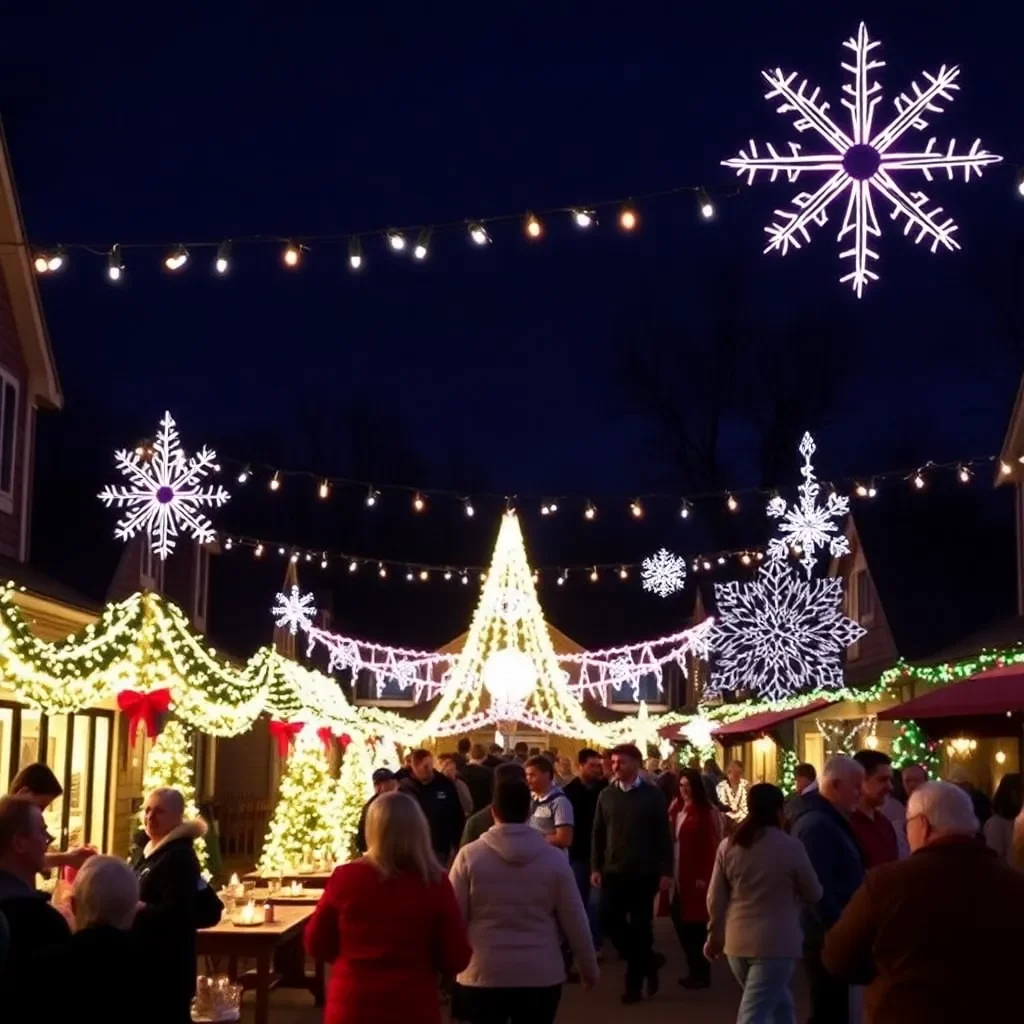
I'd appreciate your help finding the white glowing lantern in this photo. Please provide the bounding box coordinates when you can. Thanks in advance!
[482,648,536,706]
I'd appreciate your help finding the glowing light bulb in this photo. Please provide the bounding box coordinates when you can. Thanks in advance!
[464,499,475,518]
[378,564,387,578]
[865,734,879,750]
[419,569,429,582]
[289,551,299,564]
[47,250,65,272]
[164,246,189,271]
[348,560,357,573]
[557,573,566,586]
[215,241,231,275]
[698,188,715,219]
[320,556,328,569]
[572,209,595,228]
[726,493,739,512]
[348,237,363,270]
[589,568,599,582]
[741,553,752,566]
[996,750,1007,765]
[958,465,972,484]
[1000,461,1013,477]
[33,254,49,274]
[413,227,431,260]
[318,480,330,500]
[461,572,469,585]
[524,212,542,239]
[913,472,925,490]
[366,488,378,507]
[1018,171,1024,198]
[619,567,628,580]
[225,537,233,551]
[630,499,643,519]
[413,493,425,512]
[406,571,414,582]
[679,501,692,520]
[444,570,453,581]
[468,222,490,246]
[107,245,123,282]
[619,205,638,231]
[702,559,712,571]
[584,503,596,520]
[283,242,301,267]
[387,230,406,252]
[255,544,264,558]
[269,472,281,492]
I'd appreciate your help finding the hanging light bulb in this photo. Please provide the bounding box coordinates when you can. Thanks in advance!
[277,547,286,556]
[912,470,926,490]
[413,227,431,260]
[348,560,358,573]
[1018,169,1024,198]
[348,236,363,270]
[540,503,551,516]
[386,229,406,252]
[282,241,301,267]
[461,571,469,585]
[406,571,414,582]
[1000,460,1013,477]
[679,500,692,520]
[413,492,426,512]
[726,492,739,512]
[419,569,429,582]
[214,240,231,275]
[224,537,234,551]
[589,567,599,583]
[269,472,281,492]
[237,466,250,484]
[741,552,752,566]
[524,212,543,239]
[618,204,638,231]
[107,245,124,282]
[366,487,379,507]
[318,480,330,500]
[697,188,715,219]
[702,559,712,571]
[630,499,644,519]
[463,498,475,518]
[958,464,972,484]
[164,245,189,271]
[584,502,597,521]
[289,551,299,564]
[619,566,629,580]
[254,543,264,558]
[33,253,49,274]
[444,570,453,581]
[557,571,567,586]
[320,554,328,569]
[46,248,66,272]
[468,222,490,246]
[378,563,387,578]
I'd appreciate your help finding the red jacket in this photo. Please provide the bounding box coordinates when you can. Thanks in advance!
[669,801,720,922]
[305,859,472,1024]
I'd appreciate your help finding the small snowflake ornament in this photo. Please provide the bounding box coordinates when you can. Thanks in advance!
[767,432,850,576]
[710,556,865,700]
[723,22,1001,296]
[642,549,688,598]
[98,411,229,559]
[273,586,317,635]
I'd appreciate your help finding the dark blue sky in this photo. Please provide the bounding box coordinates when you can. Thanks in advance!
[4,4,1022,652]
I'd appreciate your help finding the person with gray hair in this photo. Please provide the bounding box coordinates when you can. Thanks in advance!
[823,780,1024,1022]
[790,755,866,1024]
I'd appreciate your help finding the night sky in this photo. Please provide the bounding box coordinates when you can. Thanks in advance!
[4,4,1021,657]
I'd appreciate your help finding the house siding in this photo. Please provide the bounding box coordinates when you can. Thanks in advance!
[0,267,30,561]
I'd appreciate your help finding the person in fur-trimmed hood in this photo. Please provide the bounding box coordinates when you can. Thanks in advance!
[131,788,222,1023]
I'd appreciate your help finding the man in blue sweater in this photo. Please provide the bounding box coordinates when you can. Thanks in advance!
[591,743,673,1004]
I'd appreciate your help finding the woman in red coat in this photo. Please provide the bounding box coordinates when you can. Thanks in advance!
[668,768,722,990]
[305,791,472,1024]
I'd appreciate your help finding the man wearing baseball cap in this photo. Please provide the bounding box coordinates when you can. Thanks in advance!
[355,769,398,855]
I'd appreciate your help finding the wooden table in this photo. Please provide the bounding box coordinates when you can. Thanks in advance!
[244,869,333,887]
[245,887,322,906]
[197,904,318,1024]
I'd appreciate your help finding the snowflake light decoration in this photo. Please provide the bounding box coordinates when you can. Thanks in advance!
[273,586,317,635]
[98,411,229,559]
[723,22,1001,296]
[710,556,865,700]
[642,549,687,598]
[767,432,850,576]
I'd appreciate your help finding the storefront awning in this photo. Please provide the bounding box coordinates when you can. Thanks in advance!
[710,699,833,743]
[877,665,1024,738]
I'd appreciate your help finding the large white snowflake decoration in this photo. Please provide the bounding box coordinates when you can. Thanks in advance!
[273,586,317,635]
[723,22,1001,296]
[98,411,229,559]
[767,432,850,576]
[642,548,687,598]
[710,556,865,700]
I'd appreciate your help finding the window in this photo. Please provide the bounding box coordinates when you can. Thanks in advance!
[856,570,875,625]
[0,371,18,511]
[353,669,415,706]
[610,671,665,708]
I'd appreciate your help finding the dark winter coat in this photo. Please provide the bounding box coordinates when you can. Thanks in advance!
[399,772,466,860]
[458,761,494,812]
[790,791,865,945]
[0,868,71,1009]
[49,925,144,1021]
[563,776,607,863]
[131,820,222,1022]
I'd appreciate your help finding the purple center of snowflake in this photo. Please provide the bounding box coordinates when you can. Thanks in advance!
[156,486,175,504]
[842,144,881,181]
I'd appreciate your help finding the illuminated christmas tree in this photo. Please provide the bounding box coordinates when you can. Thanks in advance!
[260,727,341,873]
[336,735,375,862]
[891,719,940,775]
[427,512,592,737]
[141,718,209,876]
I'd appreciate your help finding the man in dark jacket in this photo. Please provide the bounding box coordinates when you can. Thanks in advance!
[0,796,71,1009]
[398,750,465,863]
[791,755,866,1024]
[458,744,494,812]
[824,781,1024,1023]
[591,744,673,1004]
[460,761,526,846]
[563,747,607,953]
[132,787,222,1023]
[355,768,398,855]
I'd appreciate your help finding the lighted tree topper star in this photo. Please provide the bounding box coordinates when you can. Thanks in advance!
[723,22,1001,296]
[273,586,317,635]
[767,432,850,576]
[98,411,230,559]
[710,557,865,701]
[642,548,687,598]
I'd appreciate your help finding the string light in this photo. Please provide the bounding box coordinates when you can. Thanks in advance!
[413,228,431,261]
[524,212,543,239]
[463,498,475,518]
[107,246,123,282]
[386,230,406,252]
[726,492,739,512]
[468,222,490,246]
[34,248,66,274]
[320,555,328,570]
[282,241,302,267]
[618,567,629,580]
[1000,460,1013,477]
[679,500,693,520]
[237,466,250,484]
[348,560,358,573]
[215,241,231,275]
[698,188,715,219]
[589,567,599,582]
[584,502,597,521]
[318,480,330,500]
[540,501,558,516]
[1018,169,1024,197]
[444,570,453,581]
[572,209,596,228]
[461,572,469,585]
[269,472,281,492]
[957,464,972,484]
[419,569,429,582]
[412,493,426,512]
[224,537,233,551]
[854,480,877,498]
[619,204,638,231]
[912,470,926,490]
[348,236,363,270]
[366,487,379,507]
[255,543,264,557]
[630,499,644,519]
[164,245,189,272]
[378,564,387,578]
[406,571,414,582]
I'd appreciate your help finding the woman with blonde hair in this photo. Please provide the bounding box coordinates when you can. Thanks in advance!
[305,791,471,1024]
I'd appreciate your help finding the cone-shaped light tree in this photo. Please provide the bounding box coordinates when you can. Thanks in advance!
[425,513,592,739]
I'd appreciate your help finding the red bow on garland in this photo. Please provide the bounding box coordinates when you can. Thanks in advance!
[117,688,172,746]
[268,720,304,758]
[339,733,352,750]
[316,727,334,755]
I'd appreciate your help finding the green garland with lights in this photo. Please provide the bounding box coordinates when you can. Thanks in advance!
[779,748,799,795]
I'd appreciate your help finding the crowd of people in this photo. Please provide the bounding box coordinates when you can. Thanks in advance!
[1,742,1023,1024]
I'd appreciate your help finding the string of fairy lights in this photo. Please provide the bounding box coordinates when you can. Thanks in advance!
[25,180,731,282]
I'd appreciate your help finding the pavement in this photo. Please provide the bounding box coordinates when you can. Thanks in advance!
[239,918,810,1022]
